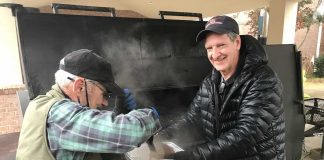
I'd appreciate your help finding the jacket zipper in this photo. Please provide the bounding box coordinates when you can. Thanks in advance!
[213,82,220,137]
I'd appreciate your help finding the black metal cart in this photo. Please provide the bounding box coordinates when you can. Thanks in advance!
[304,98,324,159]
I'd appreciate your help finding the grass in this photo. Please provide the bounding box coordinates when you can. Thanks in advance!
[304,78,324,88]
[303,78,324,99]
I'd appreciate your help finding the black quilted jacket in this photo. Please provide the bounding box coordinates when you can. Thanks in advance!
[164,35,285,160]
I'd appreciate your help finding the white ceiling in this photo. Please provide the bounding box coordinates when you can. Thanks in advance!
[3,0,269,18]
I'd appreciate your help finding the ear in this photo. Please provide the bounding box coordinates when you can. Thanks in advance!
[72,78,85,95]
[235,36,241,50]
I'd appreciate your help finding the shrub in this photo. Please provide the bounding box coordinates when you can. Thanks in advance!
[314,55,324,77]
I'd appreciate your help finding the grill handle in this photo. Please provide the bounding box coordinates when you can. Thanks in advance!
[51,3,116,17]
[159,11,203,21]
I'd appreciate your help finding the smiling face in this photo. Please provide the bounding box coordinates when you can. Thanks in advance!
[204,32,241,80]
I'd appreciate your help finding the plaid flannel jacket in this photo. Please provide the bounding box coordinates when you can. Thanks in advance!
[47,87,161,159]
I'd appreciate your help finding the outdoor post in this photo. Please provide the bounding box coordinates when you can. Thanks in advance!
[316,1,324,58]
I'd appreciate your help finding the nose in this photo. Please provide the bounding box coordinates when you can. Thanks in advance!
[209,47,219,59]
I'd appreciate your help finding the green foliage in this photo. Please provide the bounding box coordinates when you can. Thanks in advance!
[295,0,316,30]
[316,14,324,22]
[314,55,324,77]
[295,0,323,49]
[298,0,313,7]
[304,93,312,99]
[296,6,314,30]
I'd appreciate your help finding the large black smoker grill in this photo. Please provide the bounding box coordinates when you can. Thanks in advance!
[14,6,305,159]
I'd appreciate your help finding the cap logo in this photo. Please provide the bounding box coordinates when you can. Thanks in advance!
[206,18,223,28]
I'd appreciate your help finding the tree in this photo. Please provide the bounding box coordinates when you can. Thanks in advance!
[314,55,324,77]
[296,0,321,49]
[246,10,260,36]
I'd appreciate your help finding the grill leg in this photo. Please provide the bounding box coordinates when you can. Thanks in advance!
[321,131,324,159]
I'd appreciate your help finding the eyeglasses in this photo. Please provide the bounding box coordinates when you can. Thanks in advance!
[87,80,112,99]
[67,77,112,99]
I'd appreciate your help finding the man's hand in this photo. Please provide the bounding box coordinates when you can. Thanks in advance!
[114,89,137,114]
[123,89,137,110]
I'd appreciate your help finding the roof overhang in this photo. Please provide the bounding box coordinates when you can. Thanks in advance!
[9,0,269,18]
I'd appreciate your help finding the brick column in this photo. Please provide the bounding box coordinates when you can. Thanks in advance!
[0,86,25,134]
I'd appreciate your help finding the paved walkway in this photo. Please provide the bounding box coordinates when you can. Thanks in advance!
[302,124,323,160]
[304,88,324,99]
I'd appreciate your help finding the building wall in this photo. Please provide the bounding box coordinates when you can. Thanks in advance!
[320,24,324,56]
[295,24,320,73]
[0,7,24,88]
[0,86,24,134]
[295,24,319,58]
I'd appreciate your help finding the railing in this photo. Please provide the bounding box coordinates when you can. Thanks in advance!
[304,98,324,159]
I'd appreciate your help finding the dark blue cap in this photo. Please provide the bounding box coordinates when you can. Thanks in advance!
[196,15,239,42]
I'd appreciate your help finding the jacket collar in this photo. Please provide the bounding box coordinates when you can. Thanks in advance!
[46,84,66,99]
[240,35,268,73]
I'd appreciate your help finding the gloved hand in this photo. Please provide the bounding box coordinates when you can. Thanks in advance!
[150,106,159,119]
[123,89,137,110]
[114,88,137,115]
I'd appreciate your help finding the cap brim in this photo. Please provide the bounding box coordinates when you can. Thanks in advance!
[196,28,231,42]
[101,82,123,96]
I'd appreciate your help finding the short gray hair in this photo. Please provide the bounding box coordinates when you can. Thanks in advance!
[227,32,239,42]
[54,69,77,88]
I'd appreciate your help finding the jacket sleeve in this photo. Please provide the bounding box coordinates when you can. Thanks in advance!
[47,100,161,153]
[158,79,208,144]
[175,71,283,159]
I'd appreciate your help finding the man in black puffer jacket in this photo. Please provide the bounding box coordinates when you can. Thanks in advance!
[152,15,285,160]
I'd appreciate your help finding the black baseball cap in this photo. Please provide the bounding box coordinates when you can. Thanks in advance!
[196,15,239,42]
[59,49,123,96]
